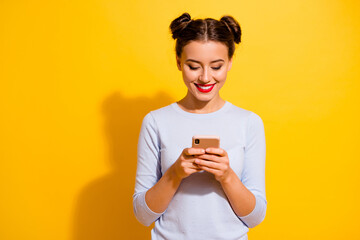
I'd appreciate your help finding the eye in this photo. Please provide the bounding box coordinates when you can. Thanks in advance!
[188,65,200,70]
[212,66,222,70]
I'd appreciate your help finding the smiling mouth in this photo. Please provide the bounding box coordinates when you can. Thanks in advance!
[194,83,216,93]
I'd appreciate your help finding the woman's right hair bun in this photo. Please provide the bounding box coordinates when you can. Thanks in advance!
[170,12,192,40]
[220,15,241,44]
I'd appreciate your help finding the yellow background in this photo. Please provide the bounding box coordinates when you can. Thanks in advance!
[1,0,359,239]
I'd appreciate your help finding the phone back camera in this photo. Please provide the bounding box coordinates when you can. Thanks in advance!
[195,139,200,144]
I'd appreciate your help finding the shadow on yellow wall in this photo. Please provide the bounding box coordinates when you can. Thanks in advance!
[71,91,174,240]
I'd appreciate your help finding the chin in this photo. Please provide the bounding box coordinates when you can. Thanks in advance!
[193,93,216,102]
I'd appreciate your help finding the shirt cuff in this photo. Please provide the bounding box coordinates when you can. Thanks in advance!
[134,191,165,226]
[238,195,267,228]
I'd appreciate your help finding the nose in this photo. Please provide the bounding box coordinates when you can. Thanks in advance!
[199,68,211,83]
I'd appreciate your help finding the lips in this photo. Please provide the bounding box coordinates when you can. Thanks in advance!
[194,83,216,93]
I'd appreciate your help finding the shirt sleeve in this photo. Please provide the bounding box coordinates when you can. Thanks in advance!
[133,112,164,226]
[238,112,267,228]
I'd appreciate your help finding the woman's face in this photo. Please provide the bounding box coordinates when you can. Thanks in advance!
[176,40,232,103]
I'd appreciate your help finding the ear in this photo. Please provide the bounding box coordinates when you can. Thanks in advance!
[176,56,182,71]
[227,57,233,71]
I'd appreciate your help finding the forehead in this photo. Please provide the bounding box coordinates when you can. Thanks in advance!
[181,41,229,61]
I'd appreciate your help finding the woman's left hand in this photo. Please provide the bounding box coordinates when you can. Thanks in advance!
[194,148,232,183]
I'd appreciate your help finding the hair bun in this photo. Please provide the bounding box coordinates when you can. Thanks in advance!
[170,13,192,40]
[220,15,241,44]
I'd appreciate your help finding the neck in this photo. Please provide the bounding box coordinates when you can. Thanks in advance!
[177,92,226,114]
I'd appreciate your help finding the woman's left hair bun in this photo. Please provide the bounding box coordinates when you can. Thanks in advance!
[220,15,241,44]
[170,13,192,40]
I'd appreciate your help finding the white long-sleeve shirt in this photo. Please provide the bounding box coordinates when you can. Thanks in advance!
[133,101,267,240]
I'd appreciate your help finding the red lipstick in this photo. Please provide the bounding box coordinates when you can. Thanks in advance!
[194,83,216,93]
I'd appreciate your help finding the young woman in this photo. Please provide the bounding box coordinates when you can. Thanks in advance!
[133,13,267,240]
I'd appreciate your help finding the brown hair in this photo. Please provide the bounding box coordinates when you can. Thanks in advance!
[170,13,241,59]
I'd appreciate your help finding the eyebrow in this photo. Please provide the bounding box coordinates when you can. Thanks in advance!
[185,59,225,64]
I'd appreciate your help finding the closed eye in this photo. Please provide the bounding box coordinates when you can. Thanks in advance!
[212,66,222,70]
[189,65,200,70]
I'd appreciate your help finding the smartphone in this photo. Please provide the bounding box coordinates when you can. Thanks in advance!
[192,135,220,149]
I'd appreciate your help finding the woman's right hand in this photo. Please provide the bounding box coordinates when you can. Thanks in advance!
[171,148,205,180]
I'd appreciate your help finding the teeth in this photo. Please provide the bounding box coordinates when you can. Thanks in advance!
[198,85,212,90]
[196,84,214,90]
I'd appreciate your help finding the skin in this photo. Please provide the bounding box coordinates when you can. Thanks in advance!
[176,40,231,113]
[145,40,256,218]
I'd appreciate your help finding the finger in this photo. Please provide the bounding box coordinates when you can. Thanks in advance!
[184,148,205,156]
[183,160,202,169]
[198,165,221,175]
[205,147,227,156]
[194,159,221,170]
[192,162,201,169]
[188,165,202,172]
[197,154,222,162]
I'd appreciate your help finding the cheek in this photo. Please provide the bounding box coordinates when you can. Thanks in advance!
[214,70,228,81]
[182,70,198,82]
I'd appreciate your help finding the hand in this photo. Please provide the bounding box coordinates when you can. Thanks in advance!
[171,148,205,180]
[194,148,232,182]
